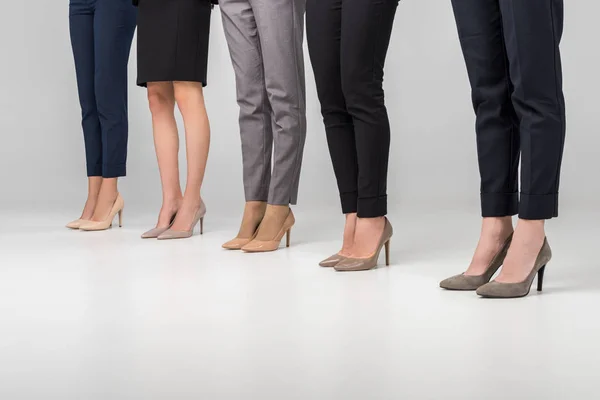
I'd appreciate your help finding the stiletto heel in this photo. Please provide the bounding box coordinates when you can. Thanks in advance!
[241,208,296,253]
[385,240,390,266]
[79,194,125,232]
[200,217,204,235]
[157,201,207,240]
[334,218,394,272]
[537,265,546,292]
[118,209,123,228]
[476,239,552,298]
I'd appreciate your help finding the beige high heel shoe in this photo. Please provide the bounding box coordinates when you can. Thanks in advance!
[439,234,513,291]
[334,218,393,272]
[157,201,206,240]
[222,231,258,250]
[476,238,552,298]
[241,209,295,253]
[141,213,177,239]
[79,194,124,231]
[66,219,91,230]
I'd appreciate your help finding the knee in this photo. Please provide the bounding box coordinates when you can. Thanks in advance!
[173,82,203,113]
[147,87,174,115]
[341,72,384,117]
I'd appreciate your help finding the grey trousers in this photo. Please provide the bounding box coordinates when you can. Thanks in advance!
[220,0,307,205]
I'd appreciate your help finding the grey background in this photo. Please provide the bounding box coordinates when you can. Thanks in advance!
[0,1,598,217]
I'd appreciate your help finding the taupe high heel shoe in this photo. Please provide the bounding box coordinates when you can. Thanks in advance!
[334,218,393,272]
[141,213,177,239]
[157,201,206,240]
[241,210,295,253]
[439,234,513,291]
[79,194,124,231]
[319,254,347,268]
[476,238,552,298]
[66,219,91,230]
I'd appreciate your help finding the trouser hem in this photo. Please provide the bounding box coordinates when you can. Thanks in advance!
[358,195,387,218]
[340,192,358,214]
[102,163,126,178]
[481,192,519,217]
[519,193,559,220]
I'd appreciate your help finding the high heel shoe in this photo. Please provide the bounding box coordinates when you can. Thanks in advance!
[66,219,91,230]
[439,234,513,291]
[334,218,393,272]
[476,238,552,298]
[79,194,124,231]
[222,231,258,250]
[141,213,177,239]
[241,209,295,253]
[319,253,347,268]
[157,201,206,240]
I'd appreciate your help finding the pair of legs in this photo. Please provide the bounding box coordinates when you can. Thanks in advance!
[146,82,210,232]
[452,0,566,282]
[220,0,307,249]
[69,0,136,223]
[307,0,399,258]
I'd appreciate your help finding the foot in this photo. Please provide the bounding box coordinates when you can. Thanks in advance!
[89,179,119,222]
[155,197,182,229]
[222,202,267,250]
[339,213,357,256]
[170,195,203,232]
[464,217,514,276]
[349,216,386,258]
[494,219,546,283]
[254,205,291,241]
[74,177,102,221]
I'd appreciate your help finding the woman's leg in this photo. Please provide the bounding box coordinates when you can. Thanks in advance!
[69,0,101,220]
[450,0,517,276]
[171,81,210,231]
[89,0,137,221]
[495,0,565,283]
[147,82,183,228]
[307,0,357,255]
[339,0,398,257]
[220,0,270,246]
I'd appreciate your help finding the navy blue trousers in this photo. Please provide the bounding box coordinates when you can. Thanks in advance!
[451,0,566,220]
[69,0,137,178]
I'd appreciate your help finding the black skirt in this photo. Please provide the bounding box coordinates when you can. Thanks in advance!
[136,0,212,87]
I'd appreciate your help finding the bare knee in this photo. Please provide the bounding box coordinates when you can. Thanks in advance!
[147,83,175,115]
[173,81,204,114]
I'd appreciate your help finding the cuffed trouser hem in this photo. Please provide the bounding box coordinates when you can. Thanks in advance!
[519,193,559,220]
[358,196,387,218]
[481,192,519,217]
[340,191,358,214]
[87,163,103,177]
[102,163,126,178]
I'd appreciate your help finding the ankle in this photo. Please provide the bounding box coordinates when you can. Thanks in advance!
[482,217,513,239]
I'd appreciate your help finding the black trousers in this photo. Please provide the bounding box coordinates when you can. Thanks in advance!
[69,0,137,178]
[306,0,398,218]
[452,0,566,220]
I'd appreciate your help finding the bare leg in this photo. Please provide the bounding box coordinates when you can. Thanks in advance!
[349,216,386,257]
[465,217,514,276]
[495,219,546,283]
[147,82,183,228]
[90,177,118,221]
[80,176,103,220]
[339,213,357,256]
[171,81,210,231]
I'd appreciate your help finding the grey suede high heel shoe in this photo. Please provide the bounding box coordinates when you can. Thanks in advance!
[141,213,177,239]
[440,234,513,291]
[157,201,206,240]
[476,238,552,298]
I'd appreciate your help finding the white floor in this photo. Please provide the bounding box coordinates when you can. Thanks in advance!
[1,210,599,400]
